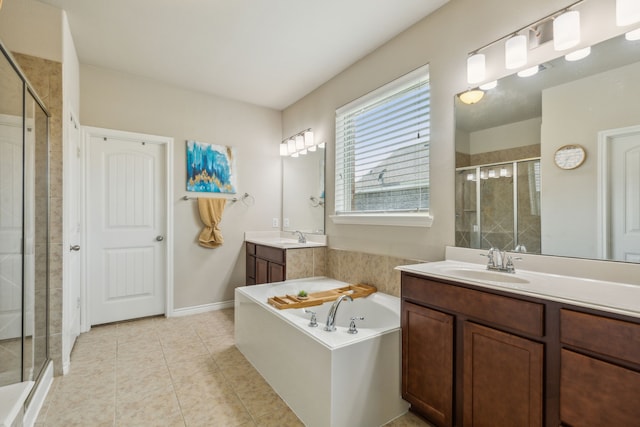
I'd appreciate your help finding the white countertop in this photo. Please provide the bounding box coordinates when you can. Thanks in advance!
[245,231,327,249]
[397,260,640,319]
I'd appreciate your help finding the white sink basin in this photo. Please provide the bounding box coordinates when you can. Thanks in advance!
[443,268,530,284]
[246,237,326,249]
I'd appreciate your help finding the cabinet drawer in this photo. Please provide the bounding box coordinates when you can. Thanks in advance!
[255,245,285,264]
[402,274,544,337]
[561,349,640,426]
[560,309,640,365]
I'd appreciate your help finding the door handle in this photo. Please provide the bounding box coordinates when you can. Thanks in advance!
[70,245,81,251]
[156,235,164,242]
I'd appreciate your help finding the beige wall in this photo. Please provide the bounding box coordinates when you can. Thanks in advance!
[79,64,282,309]
[541,61,640,258]
[281,0,623,262]
[469,118,541,155]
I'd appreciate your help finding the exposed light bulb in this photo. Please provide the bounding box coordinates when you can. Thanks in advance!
[287,138,296,154]
[565,46,591,61]
[479,80,497,90]
[617,0,640,26]
[467,53,486,84]
[626,28,640,40]
[553,11,581,51]
[505,34,527,69]
[517,65,539,77]
[304,130,314,147]
[295,135,304,150]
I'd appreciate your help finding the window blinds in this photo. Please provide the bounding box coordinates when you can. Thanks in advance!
[335,65,430,214]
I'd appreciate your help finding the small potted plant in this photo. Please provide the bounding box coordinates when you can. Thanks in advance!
[297,290,309,300]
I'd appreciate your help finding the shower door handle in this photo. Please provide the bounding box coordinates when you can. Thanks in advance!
[70,245,81,251]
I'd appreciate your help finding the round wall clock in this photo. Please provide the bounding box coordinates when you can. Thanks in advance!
[554,144,586,170]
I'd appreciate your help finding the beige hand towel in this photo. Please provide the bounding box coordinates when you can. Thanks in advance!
[197,198,227,248]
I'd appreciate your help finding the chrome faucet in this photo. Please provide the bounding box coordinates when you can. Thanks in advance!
[483,247,520,273]
[324,294,353,331]
[293,230,306,243]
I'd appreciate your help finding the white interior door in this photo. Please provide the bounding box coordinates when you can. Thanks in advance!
[0,116,23,340]
[64,112,82,351]
[611,131,640,263]
[87,131,167,325]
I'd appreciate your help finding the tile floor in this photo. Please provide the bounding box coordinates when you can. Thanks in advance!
[35,309,433,427]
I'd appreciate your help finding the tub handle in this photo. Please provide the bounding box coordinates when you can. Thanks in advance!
[348,316,365,334]
[304,309,318,328]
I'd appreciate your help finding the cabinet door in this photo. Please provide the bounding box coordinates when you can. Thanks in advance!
[561,349,640,427]
[402,302,453,427]
[463,322,543,427]
[268,262,285,283]
[255,258,268,284]
[246,254,256,285]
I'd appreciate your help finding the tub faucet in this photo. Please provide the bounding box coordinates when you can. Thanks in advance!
[324,295,353,331]
[293,230,306,243]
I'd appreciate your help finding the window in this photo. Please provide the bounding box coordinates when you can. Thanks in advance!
[333,65,431,226]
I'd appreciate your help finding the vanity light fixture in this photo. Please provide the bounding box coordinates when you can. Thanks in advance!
[626,28,640,40]
[467,53,486,84]
[458,89,485,105]
[565,46,591,61]
[281,128,320,157]
[553,10,581,51]
[304,130,314,147]
[505,34,528,69]
[517,65,539,77]
[617,0,640,26]
[479,80,497,90]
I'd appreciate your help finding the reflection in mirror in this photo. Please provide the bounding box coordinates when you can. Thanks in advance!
[0,47,25,387]
[455,33,640,262]
[282,146,325,234]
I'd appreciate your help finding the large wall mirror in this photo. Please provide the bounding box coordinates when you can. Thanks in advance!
[455,32,640,263]
[282,146,325,234]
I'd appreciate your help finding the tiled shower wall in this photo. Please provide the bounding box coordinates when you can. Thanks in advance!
[14,52,64,375]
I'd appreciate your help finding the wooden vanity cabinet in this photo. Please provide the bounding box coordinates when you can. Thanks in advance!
[402,302,454,427]
[559,309,640,426]
[246,243,285,285]
[402,271,640,427]
[401,273,545,427]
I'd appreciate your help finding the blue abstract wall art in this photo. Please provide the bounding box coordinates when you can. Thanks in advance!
[186,140,237,193]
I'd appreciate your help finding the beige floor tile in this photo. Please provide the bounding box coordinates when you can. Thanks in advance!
[384,410,435,426]
[116,384,182,426]
[166,353,219,384]
[181,392,252,427]
[161,336,210,363]
[200,333,236,356]
[236,381,289,418]
[173,370,233,406]
[45,393,115,426]
[253,407,304,427]
[116,367,174,401]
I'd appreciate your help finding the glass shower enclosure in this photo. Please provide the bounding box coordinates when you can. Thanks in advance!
[0,41,50,404]
[455,158,541,253]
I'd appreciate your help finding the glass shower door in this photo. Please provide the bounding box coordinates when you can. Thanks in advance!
[479,164,515,250]
[0,48,25,387]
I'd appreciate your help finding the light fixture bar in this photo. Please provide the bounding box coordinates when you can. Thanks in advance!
[467,0,585,57]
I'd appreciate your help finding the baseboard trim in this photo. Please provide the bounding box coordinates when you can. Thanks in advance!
[169,300,234,317]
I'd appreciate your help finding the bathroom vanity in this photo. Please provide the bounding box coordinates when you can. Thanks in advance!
[246,243,286,284]
[398,259,640,427]
[245,232,327,285]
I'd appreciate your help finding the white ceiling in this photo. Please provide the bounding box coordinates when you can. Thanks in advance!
[38,0,448,110]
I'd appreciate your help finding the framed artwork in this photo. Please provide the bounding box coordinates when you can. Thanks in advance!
[186,140,237,193]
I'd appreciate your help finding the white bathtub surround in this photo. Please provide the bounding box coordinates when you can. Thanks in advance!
[235,277,409,427]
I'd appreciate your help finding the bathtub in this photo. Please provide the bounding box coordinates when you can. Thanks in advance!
[235,277,409,427]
